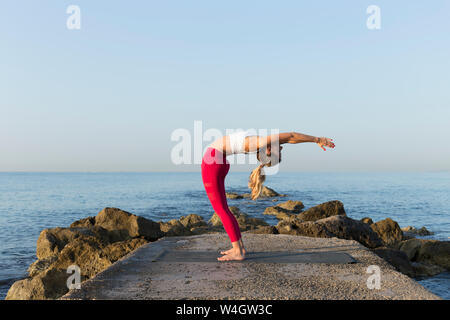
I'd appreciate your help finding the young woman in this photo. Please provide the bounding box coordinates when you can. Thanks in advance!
[201,131,335,261]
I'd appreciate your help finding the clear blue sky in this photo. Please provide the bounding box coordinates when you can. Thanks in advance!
[1,1,449,172]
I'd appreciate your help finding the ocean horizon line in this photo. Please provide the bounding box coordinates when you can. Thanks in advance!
[0,170,449,174]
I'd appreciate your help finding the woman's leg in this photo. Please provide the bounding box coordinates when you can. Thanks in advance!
[216,167,246,255]
[202,164,241,243]
[201,148,244,260]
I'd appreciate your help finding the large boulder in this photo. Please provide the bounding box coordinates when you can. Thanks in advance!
[179,214,207,229]
[49,237,113,279]
[416,240,450,270]
[95,207,163,241]
[159,219,192,236]
[277,215,383,248]
[36,225,131,260]
[397,239,450,272]
[70,216,95,228]
[7,237,149,300]
[102,238,149,263]
[8,207,157,300]
[411,262,445,277]
[28,256,58,277]
[370,218,404,247]
[6,268,76,300]
[397,238,425,260]
[372,247,415,277]
[36,227,98,260]
[53,237,147,277]
[297,200,346,222]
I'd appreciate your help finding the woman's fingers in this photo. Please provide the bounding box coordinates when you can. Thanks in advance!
[317,137,335,151]
[318,138,335,150]
[325,138,335,148]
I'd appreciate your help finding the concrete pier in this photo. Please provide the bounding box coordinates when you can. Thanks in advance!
[62,233,440,300]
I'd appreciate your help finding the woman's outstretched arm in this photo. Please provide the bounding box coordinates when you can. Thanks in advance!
[245,132,335,152]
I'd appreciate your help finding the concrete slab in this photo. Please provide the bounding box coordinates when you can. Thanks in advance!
[61,233,441,300]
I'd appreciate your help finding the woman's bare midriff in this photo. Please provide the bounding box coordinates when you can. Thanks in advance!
[209,137,227,154]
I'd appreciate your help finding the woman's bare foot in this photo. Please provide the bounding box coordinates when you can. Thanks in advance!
[218,239,246,261]
[217,248,245,261]
[221,238,246,256]
[220,247,246,256]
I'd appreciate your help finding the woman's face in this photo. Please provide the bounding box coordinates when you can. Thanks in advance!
[264,145,283,165]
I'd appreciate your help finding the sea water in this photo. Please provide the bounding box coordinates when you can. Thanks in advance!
[0,172,449,299]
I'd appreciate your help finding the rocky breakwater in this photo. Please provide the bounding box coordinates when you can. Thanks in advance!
[5,208,214,300]
[264,199,449,279]
[6,189,449,299]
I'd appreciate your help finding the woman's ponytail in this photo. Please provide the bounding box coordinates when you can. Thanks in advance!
[248,163,266,200]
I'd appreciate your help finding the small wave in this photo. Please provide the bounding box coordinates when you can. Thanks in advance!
[0,276,26,286]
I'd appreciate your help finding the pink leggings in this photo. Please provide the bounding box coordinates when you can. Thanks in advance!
[201,147,242,243]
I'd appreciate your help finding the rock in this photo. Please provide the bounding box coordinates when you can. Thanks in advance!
[36,227,97,260]
[397,239,450,271]
[264,200,304,216]
[397,239,425,260]
[50,237,113,279]
[401,226,434,236]
[370,218,404,247]
[95,207,163,241]
[297,200,346,222]
[102,238,149,262]
[189,226,214,235]
[274,211,298,221]
[36,225,132,260]
[411,262,445,277]
[28,256,58,277]
[6,268,76,300]
[159,219,192,236]
[70,216,95,228]
[277,215,383,249]
[246,226,279,235]
[225,192,244,199]
[261,186,280,197]
[372,247,415,277]
[236,216,269,232]
[209,206,268,231]
[9,207,156,300]
[56,237,148,279]
[242,186,286,199]
[10,233,134,300]
[88,225,133,244]
[416,240,450,270]
[179,214,207,229]
[361,217,374,225]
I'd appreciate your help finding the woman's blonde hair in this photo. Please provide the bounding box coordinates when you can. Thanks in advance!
[248,148,272,200]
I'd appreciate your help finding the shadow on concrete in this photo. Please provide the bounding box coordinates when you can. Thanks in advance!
[154,250,356,264]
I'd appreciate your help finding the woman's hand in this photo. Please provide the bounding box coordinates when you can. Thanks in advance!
[316,137,335,151]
